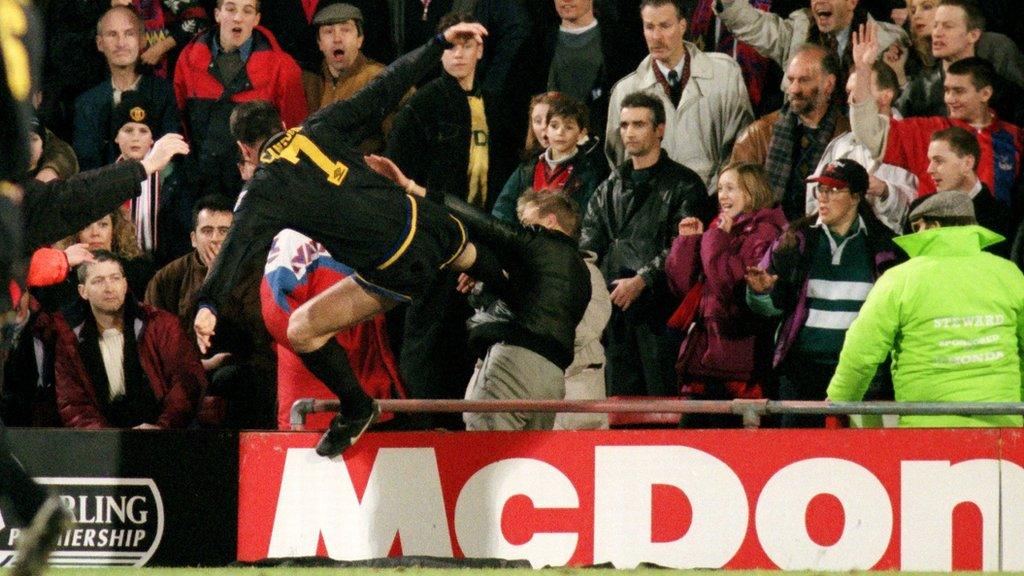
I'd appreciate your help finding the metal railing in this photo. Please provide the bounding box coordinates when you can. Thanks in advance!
[289,398,1024,431]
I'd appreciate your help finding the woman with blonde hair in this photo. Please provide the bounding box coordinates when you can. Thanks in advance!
[664,162,787,427]
[44,209,155,308]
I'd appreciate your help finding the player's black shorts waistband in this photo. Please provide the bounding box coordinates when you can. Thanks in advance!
[353,194,467,302]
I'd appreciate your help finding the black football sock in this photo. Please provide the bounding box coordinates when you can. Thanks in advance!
[297,339,373,418]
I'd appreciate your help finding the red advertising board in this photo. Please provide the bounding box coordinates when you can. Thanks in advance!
[238,429,1024,571]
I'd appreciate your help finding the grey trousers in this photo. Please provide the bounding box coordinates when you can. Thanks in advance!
[555,365,609,430]
[464,343,564,431]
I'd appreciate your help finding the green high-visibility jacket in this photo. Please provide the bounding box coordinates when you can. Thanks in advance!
[828,225,1024,427]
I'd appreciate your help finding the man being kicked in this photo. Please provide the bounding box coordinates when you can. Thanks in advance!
[461,191,595,430]
[362,161,592,431]
[193,22,493,457]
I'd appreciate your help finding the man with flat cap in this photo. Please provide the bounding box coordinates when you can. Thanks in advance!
[302,3,408,153]
[829,190,1024,428]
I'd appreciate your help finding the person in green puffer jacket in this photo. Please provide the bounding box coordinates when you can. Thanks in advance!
[828,190,1024,427]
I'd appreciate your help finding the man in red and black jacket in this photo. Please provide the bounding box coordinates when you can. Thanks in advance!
[174,0,307,198]
[53,251,203,430]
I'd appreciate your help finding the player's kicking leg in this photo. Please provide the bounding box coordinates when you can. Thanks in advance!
[286,276,396,457]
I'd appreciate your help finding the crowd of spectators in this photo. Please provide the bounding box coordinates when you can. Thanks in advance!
[5,0,1024,432]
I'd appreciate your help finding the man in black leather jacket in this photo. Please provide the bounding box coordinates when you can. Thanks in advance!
[580,91,714,397]
[366,152,592,430]
[455,192,592,430]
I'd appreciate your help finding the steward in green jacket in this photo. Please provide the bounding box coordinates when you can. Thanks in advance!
[828,191,1024,427]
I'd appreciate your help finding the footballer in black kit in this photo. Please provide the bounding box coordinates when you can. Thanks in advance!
[195,22,495,457]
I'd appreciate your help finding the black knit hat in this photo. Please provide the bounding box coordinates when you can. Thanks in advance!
[110,90,162,138]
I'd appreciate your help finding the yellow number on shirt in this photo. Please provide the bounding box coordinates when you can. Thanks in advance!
[263,128,349,185]
[0,0,31,102]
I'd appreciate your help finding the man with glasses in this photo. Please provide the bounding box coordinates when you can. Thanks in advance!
[746,158,899,426]
[828,190,1024,427]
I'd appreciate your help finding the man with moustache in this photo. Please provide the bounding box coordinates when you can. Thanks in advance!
[731,44,850,220]
[605,0,753,190]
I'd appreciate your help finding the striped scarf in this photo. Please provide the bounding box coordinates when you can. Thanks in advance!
[765,103,841,207]
[130,170,161,254]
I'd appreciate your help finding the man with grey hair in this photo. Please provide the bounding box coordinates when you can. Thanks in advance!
[828,190,1024,428]
[73,6,180,170]
[731,43,850,220]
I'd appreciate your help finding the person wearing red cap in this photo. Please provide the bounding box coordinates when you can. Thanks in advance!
[745,157,900,427]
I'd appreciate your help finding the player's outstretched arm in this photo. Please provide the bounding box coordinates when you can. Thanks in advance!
[309,23,487,146]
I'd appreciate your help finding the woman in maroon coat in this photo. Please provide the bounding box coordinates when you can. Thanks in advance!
[665,162,787,427]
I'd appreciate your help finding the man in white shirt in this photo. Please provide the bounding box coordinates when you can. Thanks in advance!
[52,251,203,429]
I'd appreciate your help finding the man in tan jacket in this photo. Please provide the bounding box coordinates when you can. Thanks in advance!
[731,44,850,220]
[302,3,408,153]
